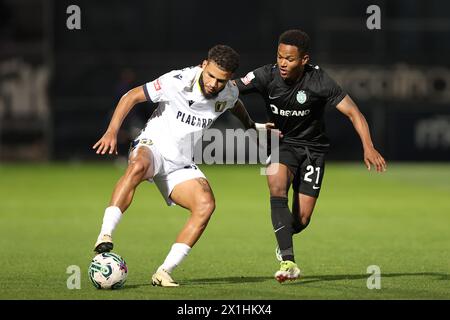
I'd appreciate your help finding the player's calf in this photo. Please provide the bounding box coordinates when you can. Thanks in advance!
[292,216,311,234]
[270,196,295,261]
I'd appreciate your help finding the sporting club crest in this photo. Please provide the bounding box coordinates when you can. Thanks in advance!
[296,90,307,104]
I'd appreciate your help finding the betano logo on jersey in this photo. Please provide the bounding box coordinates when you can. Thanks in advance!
[270,104,310,117]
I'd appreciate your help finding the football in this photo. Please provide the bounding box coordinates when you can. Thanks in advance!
[88,252,128,289]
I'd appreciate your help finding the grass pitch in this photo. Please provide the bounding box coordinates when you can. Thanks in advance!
[0,162,449,300]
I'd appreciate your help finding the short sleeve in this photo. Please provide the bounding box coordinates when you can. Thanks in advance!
[143,71,175,103]
[235,64,273,94]
[229,82,239,106]
[216,82,239,113]
[320,68,346,107]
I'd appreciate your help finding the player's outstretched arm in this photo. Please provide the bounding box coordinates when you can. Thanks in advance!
[230,99,280,134]
[230,99,256,129]
[336,95,387,172]
[92,86,147,155]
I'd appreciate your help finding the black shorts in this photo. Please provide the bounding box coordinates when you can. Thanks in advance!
[272,143,326,198]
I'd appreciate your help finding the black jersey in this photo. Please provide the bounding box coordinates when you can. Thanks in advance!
[236,64,346,152]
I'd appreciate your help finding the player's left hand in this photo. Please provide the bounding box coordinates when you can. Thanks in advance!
[364,147,387,172]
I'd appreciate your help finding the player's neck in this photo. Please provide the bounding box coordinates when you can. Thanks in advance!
[284,69,304,85]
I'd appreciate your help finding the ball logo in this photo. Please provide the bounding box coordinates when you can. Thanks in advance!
[90,262,113,278]
[296,90,307,104]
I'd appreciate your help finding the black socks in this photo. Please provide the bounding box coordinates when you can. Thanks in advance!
[270,196,295,262]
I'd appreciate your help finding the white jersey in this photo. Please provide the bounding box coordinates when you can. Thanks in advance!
[140,66,239,166]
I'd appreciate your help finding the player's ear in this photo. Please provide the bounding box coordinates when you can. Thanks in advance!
[301,54,310,66]
[201,60,208,68]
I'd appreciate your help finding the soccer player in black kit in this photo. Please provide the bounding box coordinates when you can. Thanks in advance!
[236,29,387,283]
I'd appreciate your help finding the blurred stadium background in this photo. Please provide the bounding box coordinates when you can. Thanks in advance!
[1,0,449,162]
[1,0,449,300]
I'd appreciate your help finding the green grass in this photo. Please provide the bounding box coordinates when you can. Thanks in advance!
[0,162,449,299]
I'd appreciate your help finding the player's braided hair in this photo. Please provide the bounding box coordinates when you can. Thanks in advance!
[208,45,240,73]
[278,29,310,54]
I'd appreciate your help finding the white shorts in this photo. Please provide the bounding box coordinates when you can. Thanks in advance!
[130,139,206,206]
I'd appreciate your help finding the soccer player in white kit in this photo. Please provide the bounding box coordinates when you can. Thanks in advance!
[92,45,271,287]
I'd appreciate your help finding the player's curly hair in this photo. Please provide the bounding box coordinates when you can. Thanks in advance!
[208,45,240,73]
[278,29,310,54]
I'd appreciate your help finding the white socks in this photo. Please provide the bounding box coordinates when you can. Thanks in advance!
[159,243,191,273]
[98,206,122,240]
[97,208,190,274]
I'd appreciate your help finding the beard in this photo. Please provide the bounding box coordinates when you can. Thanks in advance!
[199,72,219,99]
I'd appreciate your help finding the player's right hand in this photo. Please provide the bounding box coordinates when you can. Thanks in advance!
[92,131,118,155]
[255,122,283,138]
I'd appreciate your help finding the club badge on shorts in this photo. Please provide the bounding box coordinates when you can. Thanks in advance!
[296,90,307,104]
[139,138,153,146]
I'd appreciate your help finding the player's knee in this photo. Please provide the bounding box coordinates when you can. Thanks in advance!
[269,185,288,197]
[127,160,148,180]
[193,197,215,222]
[267,170,290,197]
